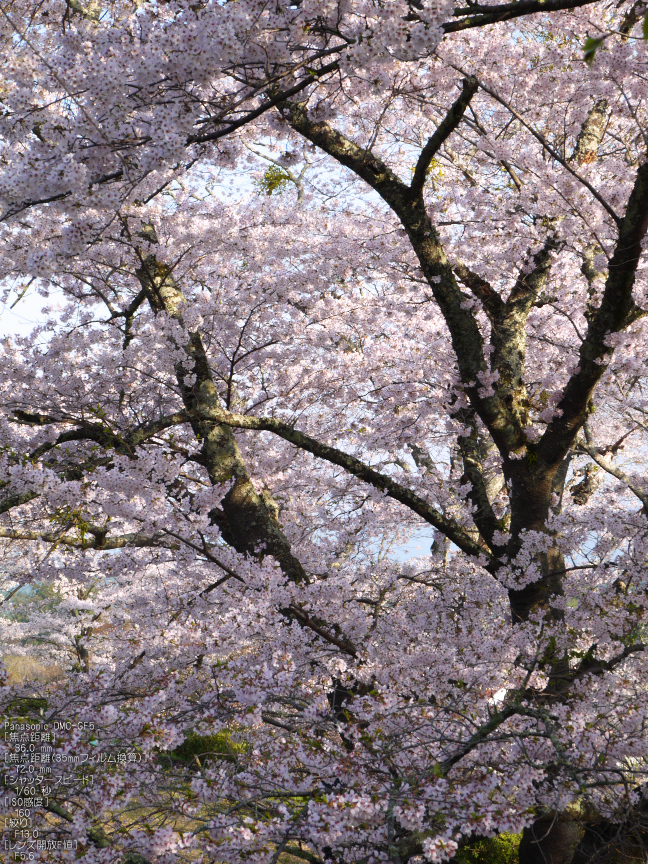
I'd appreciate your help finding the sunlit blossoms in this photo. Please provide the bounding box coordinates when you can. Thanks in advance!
[0,0,648,862]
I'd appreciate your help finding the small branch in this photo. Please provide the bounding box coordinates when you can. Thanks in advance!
[579,424,648,508]
[190,61,340,147]
[574,642,646,679]
[245,142,306,200]
[438,703,538,774]
[285,604,358,657]
[475,79,620,225]
[1,58,341,222]
[159,530,358,657]
[159,528,246,585]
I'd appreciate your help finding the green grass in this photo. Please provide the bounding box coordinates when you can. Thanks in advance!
[163,731,248,769]
[456,833,521,864]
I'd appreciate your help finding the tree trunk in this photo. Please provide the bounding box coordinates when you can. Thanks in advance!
[519,814,584,864]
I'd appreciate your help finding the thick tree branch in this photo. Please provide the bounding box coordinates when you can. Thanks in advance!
[410,77,478,197]
[453,261,503,322]
[129,227,311,587]
[444,0,599,33]
[17,412,190,461]
[201,404,495,567]
[282,100,524,456]
[572,100,609,166]
[541,641,648,700]
[0,490,39,515]
[573,641,646,681]
[0,413,190,513]
[488,233,561,439]
[0,528,171,550]
[538,160,648,468]
[190,60,342,147]
[454,407,507,550]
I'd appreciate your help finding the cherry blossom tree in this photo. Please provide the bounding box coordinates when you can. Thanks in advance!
[1,1,648,863]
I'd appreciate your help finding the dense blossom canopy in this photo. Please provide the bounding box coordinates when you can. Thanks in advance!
[0,1,647,863]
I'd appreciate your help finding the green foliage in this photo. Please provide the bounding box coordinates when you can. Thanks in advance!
[4,581,62,623]
[165,731,247,768]
[456,833,521,864]
[580,15,648,66]
[50,505,93,543]
[3,696,48,717]
[257,164,291,196]
[583,35,606,66]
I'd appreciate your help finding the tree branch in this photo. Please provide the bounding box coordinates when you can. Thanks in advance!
[444,0,599,33]
[476,80,621,225]
[0,491,39,515]
[282,100,522,455]
[538,160,648,468]
[578,424,648,510]
[0,528,172,550]
[128,229,312,587]
[453,261,503,322]
[454,407,507,550]
[6,410,189,470]
[161,531,358,657]
[200,403,496,568]
[410,77,478,197]
[0,60,341,223]
[543,640,648,699]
